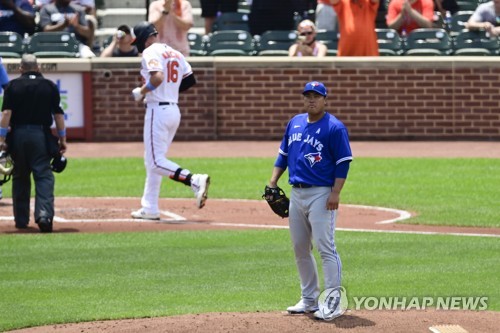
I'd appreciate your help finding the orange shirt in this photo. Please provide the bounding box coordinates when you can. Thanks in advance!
[386,0,434,34]
[333,0,379,56]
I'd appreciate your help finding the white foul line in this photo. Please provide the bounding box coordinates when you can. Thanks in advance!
[342,204,413,224]
[1,200,498,237]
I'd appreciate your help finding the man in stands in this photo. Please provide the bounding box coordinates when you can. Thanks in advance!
[0,0,36,36]
[39,0,95,57]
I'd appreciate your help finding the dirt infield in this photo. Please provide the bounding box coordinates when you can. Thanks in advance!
[3,141,499,333]
[65,141,500,159]
[1,197,499,237]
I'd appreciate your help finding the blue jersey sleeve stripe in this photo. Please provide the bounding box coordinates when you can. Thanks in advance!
[336,156,352,165]
[278,148,288,156]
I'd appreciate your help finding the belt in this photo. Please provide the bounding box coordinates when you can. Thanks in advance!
[292,183,313,188]
[145,102,176,108]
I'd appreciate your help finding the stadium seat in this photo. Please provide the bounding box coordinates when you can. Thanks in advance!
[315,30,339,56]
[449,11,474,37]
[205,30,254,56]
[376,28,404,56]
[212,12,250,32]
[456,0,479,11]
[0,31,24,58]
[405,28,453,56]
[453,29,500,55]
[27,32,80,58]
[256,30,298,56]
[187,32,206,56]
[237,1,251,13]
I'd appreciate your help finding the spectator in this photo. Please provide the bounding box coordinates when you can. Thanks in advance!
[200,0,239,35]
[0,54,67,233]
[316,0,338,31]
[71,0,94,16]
[249,0,296,36]
[434,0,459,19]
[465,0,500,37]
[148,0,193,57]
[39,0,95,57]
[34,0,53,8]
[333,0,379,56]
[0,0,36,36]
[386,0,434,35]
[294,0,317,21]
[100,24,138,57]
[34,0,55,9]
[71,0,97,48]
[289,19,328,56]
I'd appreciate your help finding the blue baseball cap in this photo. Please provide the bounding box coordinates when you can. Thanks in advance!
[303,81,327,97]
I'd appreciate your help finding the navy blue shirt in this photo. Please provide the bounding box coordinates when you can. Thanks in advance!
[0,0,35,36]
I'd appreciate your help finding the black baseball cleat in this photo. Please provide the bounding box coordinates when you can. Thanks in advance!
[36,218,53,233]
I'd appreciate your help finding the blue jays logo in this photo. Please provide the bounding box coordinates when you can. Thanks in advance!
[304,152,322,167]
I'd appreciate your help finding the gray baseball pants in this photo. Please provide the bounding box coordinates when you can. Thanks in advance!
[289,186,342,305]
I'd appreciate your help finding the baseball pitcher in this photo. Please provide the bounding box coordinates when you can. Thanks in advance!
[266,81,352,320]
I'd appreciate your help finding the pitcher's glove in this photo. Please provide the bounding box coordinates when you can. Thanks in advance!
[262,185,289,218]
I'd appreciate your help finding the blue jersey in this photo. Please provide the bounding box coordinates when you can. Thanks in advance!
[275,112,352,187]
[0,58,9,94]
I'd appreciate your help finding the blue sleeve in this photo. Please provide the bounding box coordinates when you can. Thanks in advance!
[331,127,352,165]
[274,153,287,170]
[334,160,350,179]
[274,120,291,170]
[274,131,288,170]
[0,64,9,94]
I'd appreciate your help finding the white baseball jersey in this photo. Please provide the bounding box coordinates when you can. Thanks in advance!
[140,43,193,104]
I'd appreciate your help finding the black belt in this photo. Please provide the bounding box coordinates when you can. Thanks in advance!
[292,183,313,188]
[145,102,176,108]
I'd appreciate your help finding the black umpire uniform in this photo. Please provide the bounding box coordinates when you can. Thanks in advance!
[0,54,67,233]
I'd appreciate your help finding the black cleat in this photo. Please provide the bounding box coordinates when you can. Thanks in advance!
[37,218,53,233]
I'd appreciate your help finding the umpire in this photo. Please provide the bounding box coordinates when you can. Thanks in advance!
[0,54,67,233]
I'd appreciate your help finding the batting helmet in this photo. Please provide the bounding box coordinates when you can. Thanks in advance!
[131,21,158,53]
[51,155,67,173]
[0,151,13,185]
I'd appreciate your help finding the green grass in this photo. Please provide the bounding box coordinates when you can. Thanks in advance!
[0,230,498,331]
[0,156,498,331]
[345,158,500,227]
[2,157,497,227]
